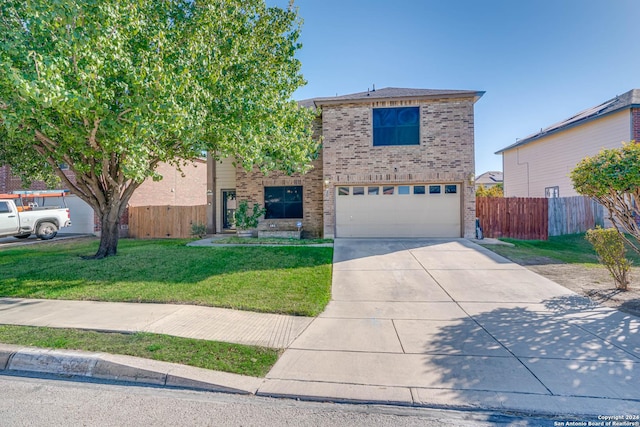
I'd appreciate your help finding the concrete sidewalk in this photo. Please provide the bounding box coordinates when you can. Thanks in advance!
[0,298,313,349]
[260,239,640,417]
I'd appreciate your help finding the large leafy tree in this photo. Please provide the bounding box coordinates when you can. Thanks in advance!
[0,0,317,258]
[571,142,640,254]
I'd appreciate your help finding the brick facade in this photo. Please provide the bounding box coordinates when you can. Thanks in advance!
[235,155,324,238]
[319,97,477,238]
[219,89,481,239]
[0,165,76,193]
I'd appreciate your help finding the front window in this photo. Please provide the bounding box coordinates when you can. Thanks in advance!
[372,107,420,146]
[264,186,303,219]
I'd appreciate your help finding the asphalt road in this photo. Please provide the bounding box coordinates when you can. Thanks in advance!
[0,374,560,427]
[0,233,92,248]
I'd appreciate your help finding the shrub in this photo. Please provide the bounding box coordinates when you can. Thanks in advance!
[585,227,631,290]
[234,200,266,230]
[476,183,503,197]
[190,222,207,239]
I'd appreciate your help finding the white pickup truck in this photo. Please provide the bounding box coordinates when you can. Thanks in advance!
[0,192,72,240]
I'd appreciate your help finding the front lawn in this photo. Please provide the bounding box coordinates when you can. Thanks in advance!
[484,233,640,265]
[481,233,640,317]
[0,239,333,316]
[0,325,278,377]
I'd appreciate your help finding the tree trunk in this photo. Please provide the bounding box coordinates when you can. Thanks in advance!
[91,202,125,259]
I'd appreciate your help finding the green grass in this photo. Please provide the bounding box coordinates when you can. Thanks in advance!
[0,239,333,316]
[213,236,333,245]
[0,325,278,377]
[482,233,640,265]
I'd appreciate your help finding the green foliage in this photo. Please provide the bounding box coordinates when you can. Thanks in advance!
[0,0,318,257]
[476,183,503,197]
[585,227,631,290]
[571,142,640,254]
[190,222,207,239]
[0,238,333,316]
[0,325,279,377]
[234,200,266,230]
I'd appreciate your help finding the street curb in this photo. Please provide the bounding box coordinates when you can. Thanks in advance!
[0,344,262,394]
[3,344,640,419]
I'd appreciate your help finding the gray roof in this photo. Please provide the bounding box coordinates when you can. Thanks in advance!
[496,89,640,154]
[299,87,484,108]
[475,171,503,185]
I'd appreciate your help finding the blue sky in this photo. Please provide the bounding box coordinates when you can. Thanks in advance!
[267,0,640,175]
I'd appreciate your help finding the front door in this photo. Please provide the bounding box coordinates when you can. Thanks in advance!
[222,190,236,231]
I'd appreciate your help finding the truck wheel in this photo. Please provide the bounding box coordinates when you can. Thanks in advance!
[14,234,31,239]
[36,222,58,240]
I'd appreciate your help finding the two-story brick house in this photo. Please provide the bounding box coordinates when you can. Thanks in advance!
[207,87,484,238]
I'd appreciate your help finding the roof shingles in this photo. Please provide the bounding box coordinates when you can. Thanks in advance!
[496,89,640,154]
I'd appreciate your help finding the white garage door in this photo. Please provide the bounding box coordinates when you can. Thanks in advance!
[335,184,461,238]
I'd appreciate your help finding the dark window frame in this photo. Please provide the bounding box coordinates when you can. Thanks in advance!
[429,185,442,194]
[264,185,304,219]
[372,106,420,146]
[545,186,560,198]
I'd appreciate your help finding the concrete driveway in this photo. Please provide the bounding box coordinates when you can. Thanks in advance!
[259,238,640,416]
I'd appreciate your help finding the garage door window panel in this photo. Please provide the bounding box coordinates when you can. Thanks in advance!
[414,186,426,195]
[445,185,457,194]
[368,187,379,195]
[265,186,303,219]
[429,185,441,194]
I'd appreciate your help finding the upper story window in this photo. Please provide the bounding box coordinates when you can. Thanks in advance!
[372,106,420,146]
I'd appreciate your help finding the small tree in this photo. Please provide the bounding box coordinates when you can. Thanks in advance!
[585,227,631,290]
[571,142,640,254]
[476,183,504,198]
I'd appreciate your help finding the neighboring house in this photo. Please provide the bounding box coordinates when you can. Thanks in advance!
[1,159,207,235]
[475,171,503,190]
[127,159,207,206]
[207,87,484,238]
[496,89,640,198]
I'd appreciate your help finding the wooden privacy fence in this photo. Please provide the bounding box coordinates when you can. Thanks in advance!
[128,205,207,238]
[477,196,604,240]
[476,197,548,240]
[548,196,604,236]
